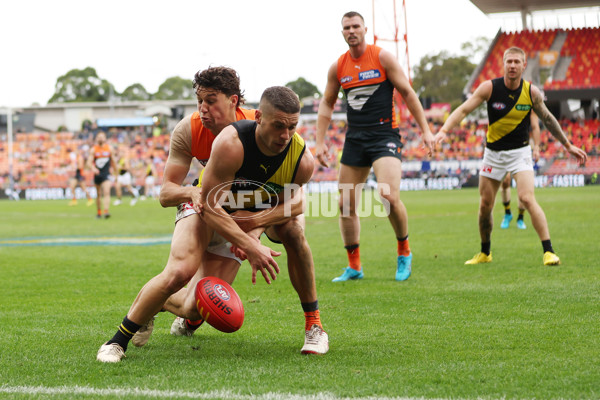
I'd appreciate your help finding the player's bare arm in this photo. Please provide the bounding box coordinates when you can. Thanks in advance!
[86,149,98,174]
[530,112,541,162]
[436,80,492,143]
[530,85,587,165]
[380,49,434,156]
[229,148,314,260]
[110,152,118,175]
[159,116,201,208]
[315,62,341,167]
[232,186,306,233]
[200,126,281,284]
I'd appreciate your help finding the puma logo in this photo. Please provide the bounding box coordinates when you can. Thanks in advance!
[354,64,361,70]
[260,164,270,174]
[508,94,515,100]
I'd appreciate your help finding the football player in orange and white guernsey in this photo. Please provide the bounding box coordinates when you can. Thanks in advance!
[315,11,434,283]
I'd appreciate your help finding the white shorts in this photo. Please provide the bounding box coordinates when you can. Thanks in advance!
[145,175,155,186]
[117,172,132,186]
[175,201,242,264]
[480,146,533,181]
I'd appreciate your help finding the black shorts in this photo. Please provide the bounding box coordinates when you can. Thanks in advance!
[94,173,109,185]
[75,170,84,182]
[340,128,403,167]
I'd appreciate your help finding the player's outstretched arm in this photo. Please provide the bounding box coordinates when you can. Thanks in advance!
[380,49,434,156]
[531,85,587,165]
[435,81,492,144]
[315,62,340,167]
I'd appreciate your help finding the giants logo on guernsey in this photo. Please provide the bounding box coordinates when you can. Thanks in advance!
[93,144,111,169]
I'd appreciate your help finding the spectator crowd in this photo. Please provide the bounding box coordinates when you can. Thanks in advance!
[1,114,599,192]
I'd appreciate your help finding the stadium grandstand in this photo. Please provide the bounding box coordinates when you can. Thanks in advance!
[1,0,599,199]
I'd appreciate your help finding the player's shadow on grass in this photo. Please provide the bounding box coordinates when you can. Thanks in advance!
[144,333,299,361]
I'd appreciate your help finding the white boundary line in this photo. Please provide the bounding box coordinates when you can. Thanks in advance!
[0,385,443,400]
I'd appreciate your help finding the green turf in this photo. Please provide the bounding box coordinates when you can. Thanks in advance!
[0,187,598,399]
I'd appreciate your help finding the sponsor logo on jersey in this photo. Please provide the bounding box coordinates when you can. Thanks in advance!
[515,104,532,111]
[340,76,353,84]
[492,102,506,110]
[359,69,381,81]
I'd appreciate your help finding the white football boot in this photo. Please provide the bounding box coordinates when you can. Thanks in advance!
[96,342,125,363]
[300,324,329,355]
[170,317,196,337]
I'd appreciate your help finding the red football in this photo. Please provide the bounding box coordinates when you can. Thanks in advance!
[195,276,244,333]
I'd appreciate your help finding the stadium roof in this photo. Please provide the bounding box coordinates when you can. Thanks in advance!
[470,0,600,14]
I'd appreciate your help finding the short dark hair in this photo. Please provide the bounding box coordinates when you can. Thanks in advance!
[260,86,300,114]
[193,66,245,106]
[342,11,364,24]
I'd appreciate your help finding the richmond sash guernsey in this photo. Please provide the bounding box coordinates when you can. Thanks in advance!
[486,78,533,151]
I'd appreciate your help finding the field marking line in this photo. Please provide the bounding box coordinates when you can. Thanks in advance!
[0,385,446,400]
[0,235,172,246]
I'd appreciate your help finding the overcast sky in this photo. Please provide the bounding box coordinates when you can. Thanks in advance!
[0,0,595,108]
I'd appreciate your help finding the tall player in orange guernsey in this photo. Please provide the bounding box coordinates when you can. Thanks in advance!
[315,11,434,282]
[88,131,117,218]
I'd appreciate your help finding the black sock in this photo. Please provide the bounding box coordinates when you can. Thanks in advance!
[107,316,141,351]
[301,301,319,313]
[344,244,359,251]
[481,242,491,256]
[542,240,554,253]
[503,202,511,215]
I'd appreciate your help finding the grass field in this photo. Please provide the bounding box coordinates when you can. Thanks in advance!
[0,186,599,399]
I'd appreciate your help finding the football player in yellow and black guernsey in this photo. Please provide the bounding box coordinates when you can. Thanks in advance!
[173,86,329,354]
[197,118,305,212]
[436,46,587,266]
